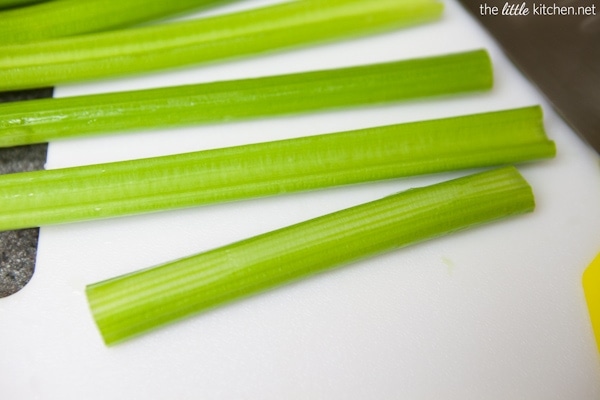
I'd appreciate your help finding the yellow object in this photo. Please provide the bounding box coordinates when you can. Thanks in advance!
[583,252,600,353]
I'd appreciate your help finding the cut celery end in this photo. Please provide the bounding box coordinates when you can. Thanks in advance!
[86,166,535,345]
[0,107,554,232]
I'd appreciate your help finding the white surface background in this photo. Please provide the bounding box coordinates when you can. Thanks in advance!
[2,0,599,398]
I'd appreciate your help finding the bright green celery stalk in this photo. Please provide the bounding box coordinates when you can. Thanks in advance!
[87,166,536,345]
[0,50,492,147]
[0,0,233,44]
[0,0,443,90]
[0,106,555,232]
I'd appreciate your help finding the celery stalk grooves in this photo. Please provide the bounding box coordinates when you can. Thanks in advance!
[0,0,443,90]
[86,166,536,345]
[0,0,231,44]
[0,50,492,147]
[0,107,554,232]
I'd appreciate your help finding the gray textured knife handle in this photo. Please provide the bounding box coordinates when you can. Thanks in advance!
[0,88,53,297]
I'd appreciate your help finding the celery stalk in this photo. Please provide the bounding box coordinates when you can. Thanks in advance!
[86,166,536,345]
[0,0,232,44]
[0,50,492,147]
[0,0,443,91]
[0,106,554,232]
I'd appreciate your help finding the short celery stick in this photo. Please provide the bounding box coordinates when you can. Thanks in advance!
[0,0,443,90]
[0,106,554,232]
[0,50,492,147]
[86,166,536,345]
[0,0,233,44]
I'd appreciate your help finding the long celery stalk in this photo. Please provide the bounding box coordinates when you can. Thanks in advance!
[0,106,554,232]
[0,50,492,147]
[86,166,536,345]
[0,0,233,44]
[0,0,443,90]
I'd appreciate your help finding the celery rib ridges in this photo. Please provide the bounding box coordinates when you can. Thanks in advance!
[0,50,493,147]
[86,166,536,345]
[0,0,231,44]
[0,107,554,232]
[0,0,443,90]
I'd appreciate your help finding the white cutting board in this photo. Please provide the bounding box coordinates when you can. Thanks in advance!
[2,0,599,398]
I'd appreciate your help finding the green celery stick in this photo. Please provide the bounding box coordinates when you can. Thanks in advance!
[0,106,555,232]
[0,0,443,90]
[0,50,492,147]
[0,0,233,43]
[86,166,536,345]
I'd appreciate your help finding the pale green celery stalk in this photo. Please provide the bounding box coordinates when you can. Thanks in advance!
[0,50,492,147]
[0,106,555,232]
[87,166,536,345]
[0,0,443,90]
[0,0,232,43]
